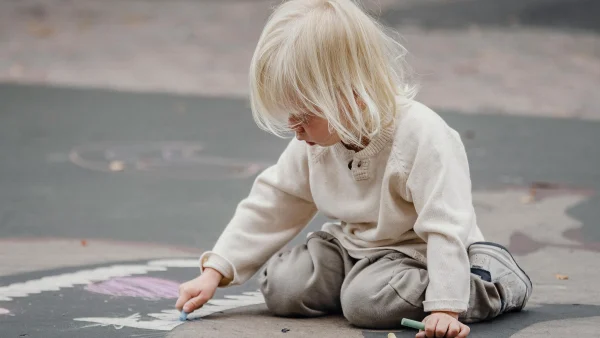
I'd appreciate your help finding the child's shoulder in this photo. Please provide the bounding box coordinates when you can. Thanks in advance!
[390,100,464,163]
[394,100,460,142]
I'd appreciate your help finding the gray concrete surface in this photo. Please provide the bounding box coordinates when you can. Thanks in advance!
[1,0,599,337]
[0,83,599,337]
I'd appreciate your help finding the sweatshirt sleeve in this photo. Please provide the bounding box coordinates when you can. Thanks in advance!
[401,114,476,313]
[200,138,318,286]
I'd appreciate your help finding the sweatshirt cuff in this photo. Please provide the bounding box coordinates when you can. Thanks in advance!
[199,251,235,287]
[422,299,468,314]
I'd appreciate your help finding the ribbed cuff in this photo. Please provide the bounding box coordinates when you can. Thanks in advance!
[199,252,235,287]
[423,299,468,314]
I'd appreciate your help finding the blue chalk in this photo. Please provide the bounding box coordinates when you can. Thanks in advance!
[179,311,188,321]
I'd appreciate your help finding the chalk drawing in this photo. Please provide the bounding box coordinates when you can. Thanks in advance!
[85,277,180,300]
[69,141,271,179]
[74,291,265,331]
[1,258,266,332]
[0,308,9,315]
[75,312,182,331]
[0,259,198,302]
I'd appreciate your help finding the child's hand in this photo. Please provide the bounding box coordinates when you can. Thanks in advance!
[416,311,470,338]
[175,268,223,313]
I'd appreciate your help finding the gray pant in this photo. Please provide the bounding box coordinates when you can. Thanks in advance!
[259,231,502,329]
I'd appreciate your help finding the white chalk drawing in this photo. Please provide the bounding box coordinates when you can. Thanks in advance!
[75,312,182,331]
[74,291,266,332]
[0,259,198,302]
[69,141,271,179]
[0,259,265,332]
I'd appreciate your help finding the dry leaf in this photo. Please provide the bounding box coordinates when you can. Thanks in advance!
[555,274,569,280]
[520,195,535,204]
[81,239,87,247]
[109,161,125,172]
[27,22,55,38]
[123,14,150,25]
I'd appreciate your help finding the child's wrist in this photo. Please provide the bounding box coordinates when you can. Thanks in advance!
[203,267,224,283]
[431,311,459,319]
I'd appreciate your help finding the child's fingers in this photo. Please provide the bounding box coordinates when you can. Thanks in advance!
[415,331,426,338]
[433,318,450,338]
[446,321,461,337]
[183,293,210,313]
[457,323,470,338]
[175,290,192,311]
[424,317,438,338]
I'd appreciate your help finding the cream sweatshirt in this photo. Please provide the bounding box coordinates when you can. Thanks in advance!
[200,101,485,313]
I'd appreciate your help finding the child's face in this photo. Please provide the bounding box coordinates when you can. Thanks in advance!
[288,114,341,147]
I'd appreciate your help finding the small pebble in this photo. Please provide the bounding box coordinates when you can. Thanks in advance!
[281,328,290,333]
[179,311,188,321]
[109,161,125,172]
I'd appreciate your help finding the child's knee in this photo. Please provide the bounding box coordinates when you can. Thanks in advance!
[260,258,332,317]
[259,252,306,316]
[341,260,427,328]
[260,278,305,316]
[341,287,424,329]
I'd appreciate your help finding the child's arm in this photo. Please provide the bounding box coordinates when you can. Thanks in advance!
[200,138,318,286]
[396,108,475,316]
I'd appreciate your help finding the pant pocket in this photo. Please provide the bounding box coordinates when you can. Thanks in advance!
[388,264,429,308]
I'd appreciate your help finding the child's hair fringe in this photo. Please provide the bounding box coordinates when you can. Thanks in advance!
[249,0,418,147]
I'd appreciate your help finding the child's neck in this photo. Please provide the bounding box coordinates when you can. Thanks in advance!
[342,137,369,152]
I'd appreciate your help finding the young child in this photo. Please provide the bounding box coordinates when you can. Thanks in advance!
[176,0,532,337]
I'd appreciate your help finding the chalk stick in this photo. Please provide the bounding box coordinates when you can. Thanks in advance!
[401,318,425,331]
[179,311,188,321]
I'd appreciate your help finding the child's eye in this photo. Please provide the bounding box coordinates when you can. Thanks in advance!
[297,113,311,125]
[292,124,304,133]
[288,115,306,130]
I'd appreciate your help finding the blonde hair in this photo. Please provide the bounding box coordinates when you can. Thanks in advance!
[249,0,417,147]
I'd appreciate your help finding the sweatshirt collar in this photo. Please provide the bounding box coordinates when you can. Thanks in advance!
[332,123,395,159]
